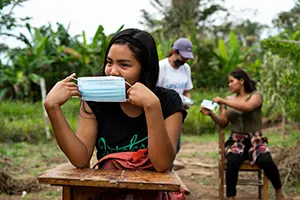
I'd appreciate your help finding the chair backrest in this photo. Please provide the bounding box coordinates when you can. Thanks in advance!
[218,127,225,166]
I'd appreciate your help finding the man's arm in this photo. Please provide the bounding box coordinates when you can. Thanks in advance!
[183,90,191,98]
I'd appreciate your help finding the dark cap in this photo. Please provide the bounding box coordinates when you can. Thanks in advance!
[172,38,194,59]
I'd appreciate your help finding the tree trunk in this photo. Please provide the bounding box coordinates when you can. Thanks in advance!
[40,77,51,140]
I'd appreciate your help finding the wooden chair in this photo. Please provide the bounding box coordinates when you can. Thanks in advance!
[218,127,269,200]
[38,162,182,200]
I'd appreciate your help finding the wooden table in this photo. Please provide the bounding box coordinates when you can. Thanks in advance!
[38,163,181,200]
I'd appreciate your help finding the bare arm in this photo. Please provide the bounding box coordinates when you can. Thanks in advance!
[127,83,182,172]
[145,101,182,172]
[44,74,97,168]
[45,102,97,168]
[200,105,229,128]
[182,90,191,109]
[214,93,262,112]
[183,90,191,98]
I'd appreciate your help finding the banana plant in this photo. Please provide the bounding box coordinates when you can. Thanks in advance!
[153,31,174,60]
[2,23,72,100]
[1,23,124,101]
[61,24,124,76]
[212,31,256,78]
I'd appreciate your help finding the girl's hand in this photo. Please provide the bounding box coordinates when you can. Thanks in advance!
[44,73,81,108]
[212,96,226,104]
[200,106,212,116]
[127,82,159,108]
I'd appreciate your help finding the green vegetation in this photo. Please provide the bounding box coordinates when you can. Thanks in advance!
[1,88,299,143]
[1,0,300,124]
[0,98,81,143]
[1,0,300,197]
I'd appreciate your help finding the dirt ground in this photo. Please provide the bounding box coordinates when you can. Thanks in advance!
[175,140,300,200]
[1,137,300,200]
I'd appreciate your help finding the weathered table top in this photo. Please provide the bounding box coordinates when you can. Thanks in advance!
[38,163,180,191]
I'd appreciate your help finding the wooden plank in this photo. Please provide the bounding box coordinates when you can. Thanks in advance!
[258,171,262,199]
[173,160,185,170]
[72,187,106,200]
[62,186,72,200]
[224,160,261,171]
[263,174,269,200]
[173,170,190,194]
[237,179,263,186]
[239,162,261,171]
[38,167,180,191]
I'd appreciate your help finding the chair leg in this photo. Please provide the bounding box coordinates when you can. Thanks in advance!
[263,173,268,200]
[258,170,262,199]
[218,156,225,200]
[219,174,225,200]
[218,128,225,200]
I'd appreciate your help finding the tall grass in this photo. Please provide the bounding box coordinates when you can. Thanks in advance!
[0,89,227,143]
[0,87,286,143]
[0,98,81,143]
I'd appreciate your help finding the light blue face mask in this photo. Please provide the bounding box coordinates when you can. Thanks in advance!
[75,76,130,102]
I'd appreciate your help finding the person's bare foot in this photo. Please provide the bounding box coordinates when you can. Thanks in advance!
[228,197,236,200]
[276,188,287,200]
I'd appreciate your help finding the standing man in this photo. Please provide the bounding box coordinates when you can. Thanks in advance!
[157,37,194,109]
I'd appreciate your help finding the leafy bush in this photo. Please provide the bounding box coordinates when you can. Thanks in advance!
[182,105,217,135]
[182,88,228,135]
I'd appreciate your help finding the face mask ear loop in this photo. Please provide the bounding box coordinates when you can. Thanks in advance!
[125,81,132,102]
[68,76,78,81]
[125,81,132,87]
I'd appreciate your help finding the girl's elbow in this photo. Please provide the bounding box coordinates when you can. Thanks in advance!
[73,163,90,169]
[70,159,90,169]
[151,157,173,172]
[215,120,227,128]
[221,121,228,128]
[153,163,172,172]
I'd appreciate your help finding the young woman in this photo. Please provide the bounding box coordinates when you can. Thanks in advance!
[157,37,194,109]
[44,28,186,169]
[44,28,187,199]
[200,68,286,200]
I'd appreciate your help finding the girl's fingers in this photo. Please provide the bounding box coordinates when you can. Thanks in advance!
[66,82,78,87]
[63,73,76,82]
[127,96,133,104]
[70,91,82,97]
[127,86,133,94]
[69,87,79,92]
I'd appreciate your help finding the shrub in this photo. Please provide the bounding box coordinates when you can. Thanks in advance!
[182,88,227,135]
[182,105,217,135]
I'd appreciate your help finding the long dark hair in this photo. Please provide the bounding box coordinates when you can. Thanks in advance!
[99,28,159,91]
[167,49,179,57]
[230,68,256,93]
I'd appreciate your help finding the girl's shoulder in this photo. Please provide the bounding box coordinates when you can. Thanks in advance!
[155,86,179,98]
[154,87,187,120]
[246,91,263,101]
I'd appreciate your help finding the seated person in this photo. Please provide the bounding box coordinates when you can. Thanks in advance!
[200,68,287,200]
[44,28,187,199]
